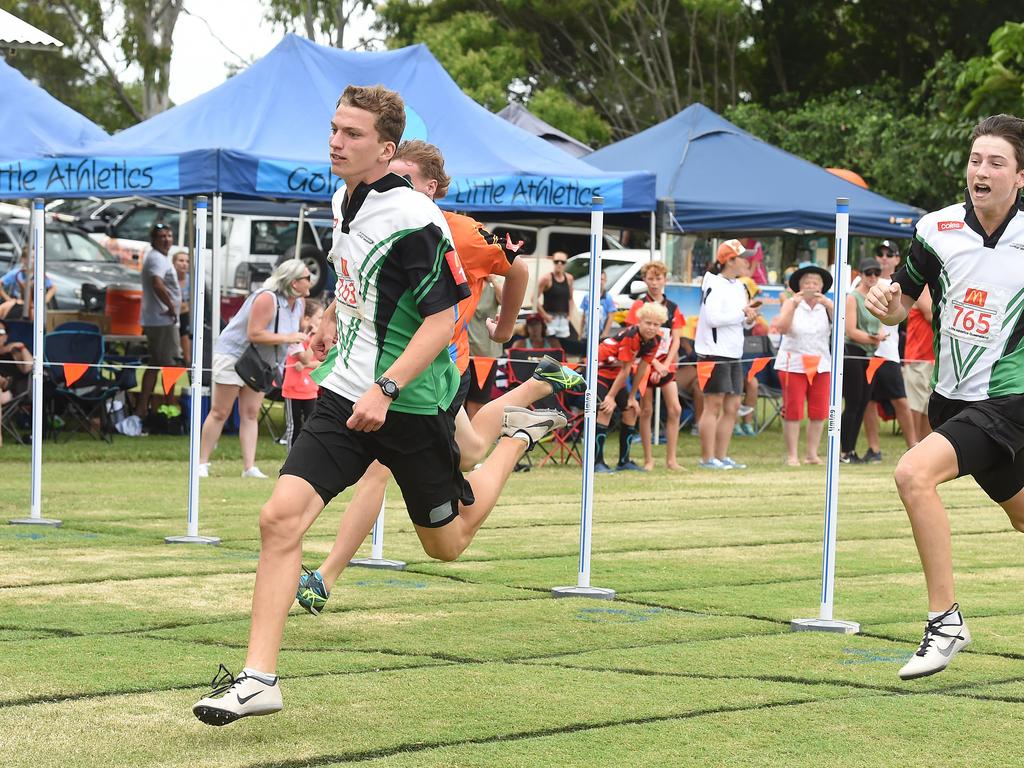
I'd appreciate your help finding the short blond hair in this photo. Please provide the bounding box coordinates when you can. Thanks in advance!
[337,85,405,145]
[394,140,451,199]
[641,261,668,279]
[636,302,668,325]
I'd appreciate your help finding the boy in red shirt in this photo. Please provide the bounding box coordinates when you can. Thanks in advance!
[625,261,686,470]
[595,302,667,472]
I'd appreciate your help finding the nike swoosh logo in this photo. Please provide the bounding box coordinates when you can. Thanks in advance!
[936,640,959,657]
[236,690,263,705]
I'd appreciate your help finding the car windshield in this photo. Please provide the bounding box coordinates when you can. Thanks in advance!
[46,229,118,263]
[565,257,635,290]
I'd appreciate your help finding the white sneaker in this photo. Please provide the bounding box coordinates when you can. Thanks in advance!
[193,665,283,726]
[898,604,971,680]
[720,456,747,469]
[737,405,755,417]
[196,463,209,478]
[241,466,269,479]
[501,406,567,450]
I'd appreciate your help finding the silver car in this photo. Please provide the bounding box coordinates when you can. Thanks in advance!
[0,216,142,311]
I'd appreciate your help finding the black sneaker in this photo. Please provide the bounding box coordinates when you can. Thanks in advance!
[863,449,883,463]
[839,452,863,464]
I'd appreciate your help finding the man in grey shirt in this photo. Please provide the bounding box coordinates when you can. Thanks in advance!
[136,223,182,419]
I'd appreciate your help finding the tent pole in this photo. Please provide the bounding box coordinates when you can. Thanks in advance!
[294,204,306,259]
[167,195,219,546]
[211,194,222,347]
[649,211,656,262]
[11,198,60,527]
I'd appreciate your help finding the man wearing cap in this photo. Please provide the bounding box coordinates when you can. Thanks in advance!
[860,241,917,461]
[136,223,182,420]
[774,263,834,465]
[694,239,759,469]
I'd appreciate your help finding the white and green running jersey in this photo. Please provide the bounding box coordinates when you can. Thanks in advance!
[894,194,1024,401]
[312,173,469,414]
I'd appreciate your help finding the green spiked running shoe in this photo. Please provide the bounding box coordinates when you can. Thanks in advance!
[296,567,329,615]
[531,355,585,394]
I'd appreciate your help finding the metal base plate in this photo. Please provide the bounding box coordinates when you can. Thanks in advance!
[165,535,221,545]
[791,618,860,634]
[9,517,62,527]
[349,558,406,570]
[551,586,616,600]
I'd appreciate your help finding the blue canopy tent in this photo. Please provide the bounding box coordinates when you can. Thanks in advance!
[586,103,921,237]
[0,56,108,162]
[0,35,654,215]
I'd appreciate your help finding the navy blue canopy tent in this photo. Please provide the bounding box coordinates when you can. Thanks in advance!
[586,103,921,236]
[0,56,107,162]
[0,35,654,215]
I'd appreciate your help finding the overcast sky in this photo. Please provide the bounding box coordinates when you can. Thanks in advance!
[168,0,375,105]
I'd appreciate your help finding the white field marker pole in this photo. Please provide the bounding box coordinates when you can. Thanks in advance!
[11,199,60,527]
[167,196,219,545]
[792,197,859,634]
[211,194,222,348]
[553,195,614,600]
[350,491,406,570]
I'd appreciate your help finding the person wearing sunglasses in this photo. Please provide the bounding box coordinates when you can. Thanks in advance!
[839,256,888,463]
[860,241,917,462]
[534,251,576,341]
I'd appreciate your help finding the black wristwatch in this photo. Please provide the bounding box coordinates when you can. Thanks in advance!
[375,376,400,400]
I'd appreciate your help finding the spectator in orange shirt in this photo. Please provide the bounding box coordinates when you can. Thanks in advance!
[625,261,686,470]
[903,285,934,441]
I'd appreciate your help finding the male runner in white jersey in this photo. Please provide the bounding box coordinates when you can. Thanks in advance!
[866,113,1024,680]
[295,139,585,614]
[192,85,566,725]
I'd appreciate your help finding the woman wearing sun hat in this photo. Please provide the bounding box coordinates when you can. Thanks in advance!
[775,262,835,465]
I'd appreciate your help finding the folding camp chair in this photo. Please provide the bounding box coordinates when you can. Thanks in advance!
[507,347,585,467]
[259,385,287,443]
[743,335,783,434]
[44,329,127,442]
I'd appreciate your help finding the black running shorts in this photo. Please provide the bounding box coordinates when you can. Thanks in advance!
[699,355,744,395]
[281,388,475,527]
[596,376,631,412]
[870,359,907,400]
[930,392,1024,503]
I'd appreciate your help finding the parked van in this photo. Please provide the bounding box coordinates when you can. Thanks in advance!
[483,222,625,312]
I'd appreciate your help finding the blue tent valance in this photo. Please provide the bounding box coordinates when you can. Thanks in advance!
[0,36,654,214]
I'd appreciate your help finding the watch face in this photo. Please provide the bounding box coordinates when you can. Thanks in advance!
[379,378,398,398]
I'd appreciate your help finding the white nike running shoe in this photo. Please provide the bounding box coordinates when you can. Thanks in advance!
[193,665,283,725]
[501,406,567,451]
[898,604,971,680]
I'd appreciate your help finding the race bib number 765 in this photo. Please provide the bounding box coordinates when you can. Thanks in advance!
[941,282,1008,349]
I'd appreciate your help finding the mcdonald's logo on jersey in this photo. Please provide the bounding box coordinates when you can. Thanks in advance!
[963,288,988,307]
[938,220,964,231]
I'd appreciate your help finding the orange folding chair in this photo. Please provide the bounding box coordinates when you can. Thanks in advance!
[507,347,585,467]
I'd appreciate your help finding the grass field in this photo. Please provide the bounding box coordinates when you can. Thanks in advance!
[1,422,1022,768]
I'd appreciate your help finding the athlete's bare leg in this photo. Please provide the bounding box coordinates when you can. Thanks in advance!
[893,433,962,611]
[456,378,553,469]
[312,462,391,591]
[639,387,656,470]
[1000,488,1024,533]
[414,437,526,561]
[246,474,326,673]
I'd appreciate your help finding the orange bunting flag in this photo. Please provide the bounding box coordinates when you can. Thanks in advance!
[696,360,716,391]
[802,355,821,386]
[161,366,187,395]
[865,356,885,385]
[746,356,770,382]
[471,357,495,391]
[62,363,89,387]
